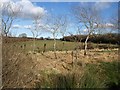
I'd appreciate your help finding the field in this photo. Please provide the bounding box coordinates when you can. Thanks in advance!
[2,38,120,88]
[1,1,119,89]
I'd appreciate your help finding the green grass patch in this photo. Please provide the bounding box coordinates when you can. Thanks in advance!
[5,40,118,53]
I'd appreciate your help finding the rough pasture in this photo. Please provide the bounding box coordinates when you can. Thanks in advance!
[2,38,119,88]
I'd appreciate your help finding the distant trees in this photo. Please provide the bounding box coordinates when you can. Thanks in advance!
[19,33,27,38]
[63,33,118,44]
[72,4,101,55]
[1,1,22,37]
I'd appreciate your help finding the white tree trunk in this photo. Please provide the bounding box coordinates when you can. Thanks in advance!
[32,38,36,52]
[84,35,89,55]
[53,34,57,59]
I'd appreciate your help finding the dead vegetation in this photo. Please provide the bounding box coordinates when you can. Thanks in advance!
[2,40,119,88]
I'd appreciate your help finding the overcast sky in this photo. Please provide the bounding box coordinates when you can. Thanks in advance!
[1,0,118,38]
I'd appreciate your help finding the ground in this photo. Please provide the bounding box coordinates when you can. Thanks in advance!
[2,45,119,88]
[2,39,119,88]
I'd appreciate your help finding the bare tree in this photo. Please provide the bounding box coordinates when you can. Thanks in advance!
[29,18,43,52]
[32,19,41,52]
[72,3,101,55]
[2,1,22,37]
[73,25,84,58]
[60,15,69,40]
[23,8,46,52]
[59,15,69,51]
[45,15,64,59]
[68,26,83,63]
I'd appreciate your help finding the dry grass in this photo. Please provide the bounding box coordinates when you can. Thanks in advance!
[2,39,119,88]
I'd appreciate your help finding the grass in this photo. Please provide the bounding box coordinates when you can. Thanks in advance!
[100,61,120,88]
[9,40,118,53]
[14,40,78,52]
[35,61,120,88]
[2,39,119,88]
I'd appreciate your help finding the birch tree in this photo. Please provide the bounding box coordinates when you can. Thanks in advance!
[45,15,64,59]
[59,15,69,51]
[72,4,101,55]
[59,15,69,40]
[26,17,44,52]
[1,1,22,37]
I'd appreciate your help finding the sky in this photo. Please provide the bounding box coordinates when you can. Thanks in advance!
[1,0,118,38]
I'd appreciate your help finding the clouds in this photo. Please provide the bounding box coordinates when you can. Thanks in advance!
[78,2,111,12]
[94,2,111,10]
[23,25,32,29]
[1,0,47,19]
[12,24,32,29]
[97,23,114,28]
[12,24,22,29]
[1,0,22,15]
[105,23,114,27]
[12,24,45,30]
[17,0,47,19]
[82,22,114,32]
[80,1,111,11]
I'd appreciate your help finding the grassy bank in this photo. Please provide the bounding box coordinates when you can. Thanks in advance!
[35,61,120,88]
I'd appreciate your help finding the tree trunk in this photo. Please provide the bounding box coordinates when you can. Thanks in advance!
[79,38,82,51]
[84,35,89,55]
[62,41,65,51]
[62,36,65,51]
[33,38,36,52]
[5,33,7,37]
[43,43,46,53]
[53,37,57,59]
[71,51,74,67]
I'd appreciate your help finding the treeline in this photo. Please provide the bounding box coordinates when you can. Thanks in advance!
[62,33,119,44]
[3,37,33,43]
[2,36,59,43]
